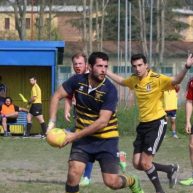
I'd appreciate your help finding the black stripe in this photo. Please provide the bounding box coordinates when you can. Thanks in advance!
[95,128,118,134]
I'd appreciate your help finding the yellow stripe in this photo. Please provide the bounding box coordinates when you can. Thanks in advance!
[76,129,119,138]
[76,118,117,131]
[78,118,94,125]
[109,118,118,124]
[76,90,103,102]
[93,130,119,138]
[76,109,98,118]
[96,125,118,132]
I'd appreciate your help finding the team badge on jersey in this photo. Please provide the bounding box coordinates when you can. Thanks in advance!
[79,85,84,91]
[146,83,151,91]
[95,92,103,101]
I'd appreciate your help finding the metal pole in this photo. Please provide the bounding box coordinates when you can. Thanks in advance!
[149,0,153,66]
[125,0,128,75]
[129,2,131,66]
[117,0,120,69]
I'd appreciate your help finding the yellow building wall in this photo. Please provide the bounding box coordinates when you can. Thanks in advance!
[0,11,81,41]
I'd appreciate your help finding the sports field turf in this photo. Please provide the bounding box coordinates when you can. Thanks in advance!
[0,134,192,193]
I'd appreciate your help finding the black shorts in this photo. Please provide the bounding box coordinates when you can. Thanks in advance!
[29,103,42,116]
[133,116,167,155]
[7,118,17,123]
[0,118,17,124]
[69,136,119,174]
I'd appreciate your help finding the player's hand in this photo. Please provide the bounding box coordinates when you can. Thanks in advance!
[64,112,71,122]
[185,122,191,134]
[186,53,193,68]
[60,131,77,147]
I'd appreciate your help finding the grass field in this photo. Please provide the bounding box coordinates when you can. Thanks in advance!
[0,134,193,193]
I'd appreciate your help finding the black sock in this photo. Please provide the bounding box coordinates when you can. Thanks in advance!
[145,164,164,193]
[153,162,172,174]
[40,122,47,135]
[26,123,32,136]
[65,184,79,193]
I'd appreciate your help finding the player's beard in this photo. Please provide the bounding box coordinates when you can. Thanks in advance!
[90,73,105,84]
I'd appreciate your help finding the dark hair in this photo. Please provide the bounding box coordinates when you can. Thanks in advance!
[88,52,109,67]
[5,97,12,103]
[29,76,37,80]
[131,53,147,64]
[71,52,87,63]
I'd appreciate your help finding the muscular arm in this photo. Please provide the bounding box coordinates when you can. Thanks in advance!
[48,85,69,130]
[106,70,126,86]
[63,109,113,145]
[172,54,193,85]
[185,100,193,134]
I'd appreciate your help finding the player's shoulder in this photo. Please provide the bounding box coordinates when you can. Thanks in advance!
[105,78,117,91]
[149,71,160,78]
[67,74,88,84]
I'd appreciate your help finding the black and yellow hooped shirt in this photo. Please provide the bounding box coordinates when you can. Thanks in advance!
[62,74,119,139]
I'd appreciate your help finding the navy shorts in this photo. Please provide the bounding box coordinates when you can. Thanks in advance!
[69,136,119,174]
[165,110,176,118]
[133,116,167,155]
[29,103,42,116]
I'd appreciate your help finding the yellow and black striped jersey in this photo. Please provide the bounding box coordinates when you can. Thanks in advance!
[62,74,119,139]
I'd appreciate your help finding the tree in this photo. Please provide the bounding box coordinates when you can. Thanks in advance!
[9,0,27,40]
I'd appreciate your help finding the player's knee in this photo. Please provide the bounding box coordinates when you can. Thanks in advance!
[140,161,152,170]
[103,176,119,190]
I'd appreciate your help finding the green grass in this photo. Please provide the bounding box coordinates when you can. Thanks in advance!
[0,135,193,193]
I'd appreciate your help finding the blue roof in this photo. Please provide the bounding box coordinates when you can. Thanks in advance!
[0,40,65,48]
[0,40,65,66]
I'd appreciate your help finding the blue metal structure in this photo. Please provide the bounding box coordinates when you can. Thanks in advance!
[0,40,65,93]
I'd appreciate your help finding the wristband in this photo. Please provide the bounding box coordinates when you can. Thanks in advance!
[49,119,56,123]
[185,64,191,70]
[48,120,55,128]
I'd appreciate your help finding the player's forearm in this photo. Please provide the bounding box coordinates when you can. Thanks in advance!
[75,118,108,139]
[172,55,193,85]
[106,70,125,86]
[49,95,60,123]
[172,66,189,85]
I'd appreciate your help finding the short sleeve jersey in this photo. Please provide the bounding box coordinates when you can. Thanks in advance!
[123,70,172,122]
[163,89,178,111]
[62,74,119,139]
[31,83,41,103]
[186,77,193,100]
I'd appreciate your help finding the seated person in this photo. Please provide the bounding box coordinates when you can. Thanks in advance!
[0,76,7,106]
[0,97,28,136]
